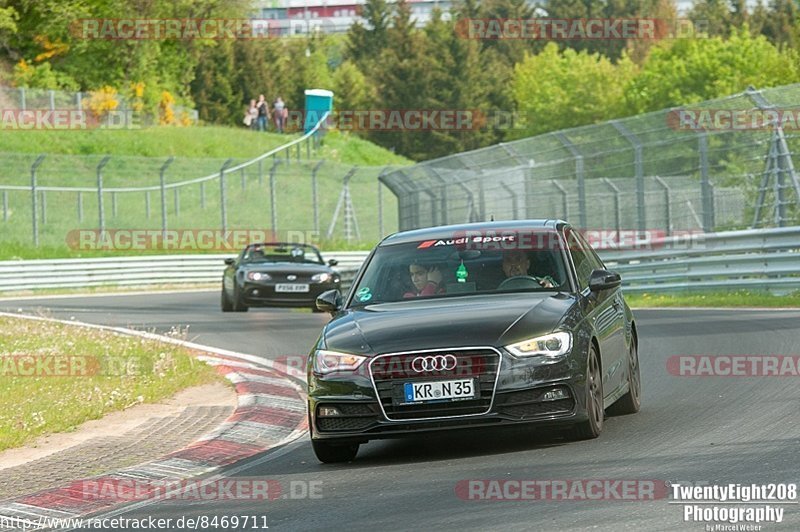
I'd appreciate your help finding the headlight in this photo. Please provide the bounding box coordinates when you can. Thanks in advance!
[247,271,271,281]
[313,349,367,375]
[505,331,572,358]
[311,272,332,283]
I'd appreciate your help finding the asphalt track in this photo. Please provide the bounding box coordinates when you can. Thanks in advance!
[3,291,800,531]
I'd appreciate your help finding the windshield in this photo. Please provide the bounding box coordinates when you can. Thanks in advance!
[241,243,324,265]
[349,232,570,307]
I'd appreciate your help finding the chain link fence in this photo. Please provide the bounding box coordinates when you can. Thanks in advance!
[0,126,399,250]
[381,84,800,234]
[0,86,198,126]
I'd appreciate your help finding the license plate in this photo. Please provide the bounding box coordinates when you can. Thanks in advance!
[275,283,309,293]
[403,379,476,403]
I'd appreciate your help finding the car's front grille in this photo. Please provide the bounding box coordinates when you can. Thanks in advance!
[369,348,501,421]
[494,388,575,419]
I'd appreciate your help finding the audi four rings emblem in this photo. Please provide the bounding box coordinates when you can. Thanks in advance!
[411,354,458,372]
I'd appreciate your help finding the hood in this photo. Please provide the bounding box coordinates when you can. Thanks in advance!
[322,292,576,355]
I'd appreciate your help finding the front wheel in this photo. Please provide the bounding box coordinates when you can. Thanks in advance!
[568,344,604,440]
[232,284,248,312]
[221,284,233,312]
[311,439,359,463]
[608,335,641,416]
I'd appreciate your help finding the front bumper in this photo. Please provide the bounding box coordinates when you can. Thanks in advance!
[240,281,337,307]
[308,347,588,442]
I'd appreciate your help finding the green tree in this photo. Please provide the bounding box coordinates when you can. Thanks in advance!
[625,27,800,113]
[510,42,637,138]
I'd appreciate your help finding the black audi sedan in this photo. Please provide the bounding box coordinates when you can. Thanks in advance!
[221,242,340,312]
[307,220,640,463]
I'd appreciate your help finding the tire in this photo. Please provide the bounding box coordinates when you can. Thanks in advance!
[608,335,641,416]
[568,343,604,440]
[232,284,249,312]
[221,285,233,312]
[311,439,359,463]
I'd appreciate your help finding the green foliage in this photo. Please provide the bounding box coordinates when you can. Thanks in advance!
[12,59,78,90]
[625,28,800,113]
[511,43,638,138]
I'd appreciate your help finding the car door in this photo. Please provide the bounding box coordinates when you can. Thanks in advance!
[565,228,626,397]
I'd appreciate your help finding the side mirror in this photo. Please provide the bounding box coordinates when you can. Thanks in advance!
[316,289,342,313]
[224,258,235,266]
[589,269,622,292]
[327,258,339,267]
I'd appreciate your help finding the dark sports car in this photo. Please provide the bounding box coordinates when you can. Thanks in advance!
[307,220,640,463]
[221,242,340,312]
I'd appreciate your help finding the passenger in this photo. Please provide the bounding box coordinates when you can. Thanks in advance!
[501,250,554,288]
[404,263,444,298]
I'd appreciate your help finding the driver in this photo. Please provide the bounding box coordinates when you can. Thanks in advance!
[501,250,554,288]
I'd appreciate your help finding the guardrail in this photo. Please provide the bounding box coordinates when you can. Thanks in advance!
[0,251,367,292]
[0,227,797,295]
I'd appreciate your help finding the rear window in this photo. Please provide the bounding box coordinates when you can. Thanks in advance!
[349,232,569,307]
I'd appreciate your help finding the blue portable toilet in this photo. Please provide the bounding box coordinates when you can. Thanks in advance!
[304,89,334,134]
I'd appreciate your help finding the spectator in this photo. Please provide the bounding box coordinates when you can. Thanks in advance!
[273,96,288,133]
[244,99,258,130]
[256,94,270,132]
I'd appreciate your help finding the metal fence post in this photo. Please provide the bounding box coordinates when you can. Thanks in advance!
[241,167,246,191]
[30,155,45,246]
[269,160,282,232]
[159,156,174,239]
[2,191,7,222]
[19,87,26,111]
[611,121,645,232]
[78,192,83,222]
[500,182,519,219]
[174,188,180,216]
[111,191,117,218]
[200,182,205,209]
[555,132,586,228]
[219,158,233,232]
[552,180,568,220]
[601,178,621,237]
[145,191,150,219]
[258,159,263,186]
[96,156,111,237]
[311,160,325,234]
[49,90,55,111]
[698,133,715,232]
[653,176,671,235]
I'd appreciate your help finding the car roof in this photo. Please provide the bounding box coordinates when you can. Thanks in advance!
[379,220,567,246]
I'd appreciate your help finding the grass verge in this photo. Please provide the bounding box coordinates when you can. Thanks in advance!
[627,290,800,308]
[0,315,224,451]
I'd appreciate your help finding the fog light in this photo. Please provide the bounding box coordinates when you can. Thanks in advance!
[318,406,342,417]
[541,388,569,402]
[252,289,259,296]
